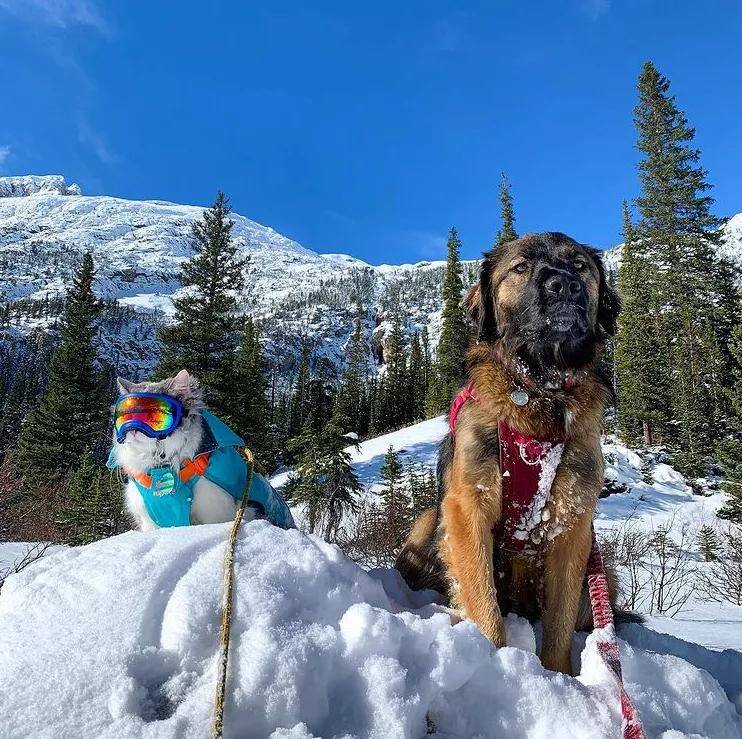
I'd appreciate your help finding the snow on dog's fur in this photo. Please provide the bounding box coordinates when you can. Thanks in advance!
[112,369,254,531]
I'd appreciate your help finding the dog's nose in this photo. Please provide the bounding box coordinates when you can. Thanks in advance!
[544,273,582,298]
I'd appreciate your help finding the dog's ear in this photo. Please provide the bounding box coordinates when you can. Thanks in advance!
[590,249,621,336]
[465,284,484,337]
[467,253,498,341]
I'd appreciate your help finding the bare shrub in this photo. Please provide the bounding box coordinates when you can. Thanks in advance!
[600,516,698,616]
[0,462,65,542]
[643,521,696,616]
[337,498,412,570]
[599,523,652,611]
[0,541,54,593]
[698,527,742,606]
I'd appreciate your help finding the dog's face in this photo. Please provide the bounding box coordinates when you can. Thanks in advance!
[468,232,619,372]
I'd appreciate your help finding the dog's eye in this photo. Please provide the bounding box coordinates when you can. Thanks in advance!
[574,259,588,272]
[512,261,529,274]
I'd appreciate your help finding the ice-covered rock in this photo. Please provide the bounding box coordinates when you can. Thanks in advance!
[0,174,80,198]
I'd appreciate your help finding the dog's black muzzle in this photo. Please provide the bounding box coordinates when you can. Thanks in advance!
[540,268,588,336]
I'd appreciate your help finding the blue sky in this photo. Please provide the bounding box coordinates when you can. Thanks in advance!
[0,1,740,263]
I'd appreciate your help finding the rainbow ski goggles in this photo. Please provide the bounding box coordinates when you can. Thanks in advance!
[114,393,184,443]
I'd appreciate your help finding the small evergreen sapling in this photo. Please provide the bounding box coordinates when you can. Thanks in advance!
[697,525,720,562]
[370,446,412,561]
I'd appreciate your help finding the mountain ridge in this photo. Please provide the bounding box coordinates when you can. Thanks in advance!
[1,175,739,382]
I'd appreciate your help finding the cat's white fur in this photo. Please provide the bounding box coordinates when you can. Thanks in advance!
[113,369,254,531]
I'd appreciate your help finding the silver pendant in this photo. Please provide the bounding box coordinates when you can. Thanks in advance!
[510,389,529,406]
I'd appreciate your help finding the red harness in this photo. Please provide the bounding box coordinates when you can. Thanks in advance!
[449,384,644,739]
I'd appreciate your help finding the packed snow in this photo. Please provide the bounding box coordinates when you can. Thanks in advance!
[2,418,742,737]
[1,522,740,739]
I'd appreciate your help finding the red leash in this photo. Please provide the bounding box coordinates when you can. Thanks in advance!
[586,529,645,739]
[450,385,644,739]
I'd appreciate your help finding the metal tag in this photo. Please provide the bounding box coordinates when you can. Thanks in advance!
[510,389,529,406]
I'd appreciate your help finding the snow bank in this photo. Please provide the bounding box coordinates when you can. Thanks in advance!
[1,523,740,738]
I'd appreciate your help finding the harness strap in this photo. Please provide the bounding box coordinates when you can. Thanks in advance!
[124,453,212,489]
[180,454,211,483]
[449,382,477,438]
[448,385,644,739]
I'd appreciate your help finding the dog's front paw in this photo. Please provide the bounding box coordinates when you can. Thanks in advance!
[540,650,574,675]
[483,614,507,648]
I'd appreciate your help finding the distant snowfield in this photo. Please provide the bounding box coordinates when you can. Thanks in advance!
[1,418,741,737]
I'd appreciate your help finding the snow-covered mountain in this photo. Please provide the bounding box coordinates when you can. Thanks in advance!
[0,175,468,381]
[1,175,740,381]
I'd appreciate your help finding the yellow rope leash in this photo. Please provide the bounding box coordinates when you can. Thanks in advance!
[212,446,255,739]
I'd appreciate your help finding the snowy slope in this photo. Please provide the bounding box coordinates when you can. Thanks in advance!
[0,175,454,379]
[1,522,741,738]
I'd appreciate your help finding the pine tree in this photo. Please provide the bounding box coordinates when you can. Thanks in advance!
[373,446,412,559]
[615,200,671,445]
[57,448,124,545]
[494,172,517,247]
[267,388,291,472]
[15,253,108,480]
[408,462,438,517]
[0,335,49,457]
[420,325,432,396]
[158,192,246,417]
[697,524,720,562]
[427,227,469,415]
[718,323,742,523]
[284,418,361,541]
[334,314,368,435]
[407,332,426,422]
[619,62,739,470]
[231,316,271,466]
[374,316,409,432]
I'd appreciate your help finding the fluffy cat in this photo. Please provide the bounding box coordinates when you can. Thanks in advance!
[112,369,257,531]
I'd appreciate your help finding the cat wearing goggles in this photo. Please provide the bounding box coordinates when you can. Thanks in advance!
[109,369,261,531]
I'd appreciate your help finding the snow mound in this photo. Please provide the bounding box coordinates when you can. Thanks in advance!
[1,524,740,738]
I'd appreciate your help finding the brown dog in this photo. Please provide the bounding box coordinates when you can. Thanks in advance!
[396,232,621,675]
